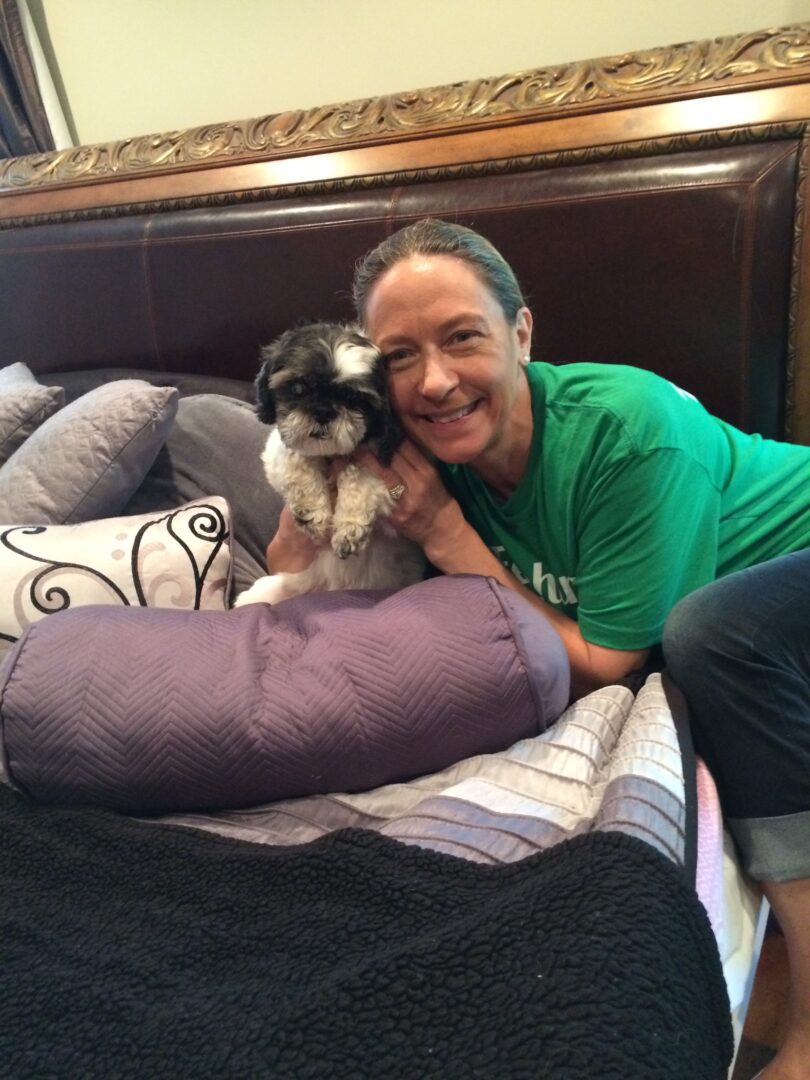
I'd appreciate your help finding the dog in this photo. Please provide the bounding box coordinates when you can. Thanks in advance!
[234,322,425,606]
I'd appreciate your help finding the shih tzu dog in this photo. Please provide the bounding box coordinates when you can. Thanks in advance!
[234,322,425,606]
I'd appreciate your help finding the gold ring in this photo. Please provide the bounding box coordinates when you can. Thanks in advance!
[388,482,407,502]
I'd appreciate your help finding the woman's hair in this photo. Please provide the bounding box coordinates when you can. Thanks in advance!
[352,218,527,325]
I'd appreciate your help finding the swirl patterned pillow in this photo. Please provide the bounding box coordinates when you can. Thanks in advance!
[0,498,231,662]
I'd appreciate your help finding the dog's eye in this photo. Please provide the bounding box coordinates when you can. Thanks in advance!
[289,381,306,396]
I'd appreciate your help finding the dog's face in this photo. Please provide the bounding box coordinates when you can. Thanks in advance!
[255,323,402,460]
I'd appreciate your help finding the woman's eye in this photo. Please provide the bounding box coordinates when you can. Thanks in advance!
[450,329,481,346]
[383,350,412,369]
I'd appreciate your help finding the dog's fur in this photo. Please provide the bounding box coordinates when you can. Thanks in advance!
[235,322,425,606]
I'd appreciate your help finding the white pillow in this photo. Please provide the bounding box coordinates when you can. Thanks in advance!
[0,379,178,525]
[0,498,231,661]
[0,363,65,466]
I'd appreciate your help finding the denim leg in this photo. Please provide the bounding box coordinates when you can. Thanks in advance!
[662,548,810,881]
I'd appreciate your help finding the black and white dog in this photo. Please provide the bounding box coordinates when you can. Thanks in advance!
[235,322,425,606]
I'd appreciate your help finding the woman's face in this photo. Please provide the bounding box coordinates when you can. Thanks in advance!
[363,254,533,468]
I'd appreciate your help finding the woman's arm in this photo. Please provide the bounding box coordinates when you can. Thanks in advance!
[265,506,323,573]
[354,442,650,699]
[428,513,649,698]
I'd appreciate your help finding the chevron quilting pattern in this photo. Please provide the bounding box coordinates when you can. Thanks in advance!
[155,675,687,871]
[1,575,570,812]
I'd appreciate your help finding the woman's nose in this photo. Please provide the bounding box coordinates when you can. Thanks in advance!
[419,351,458,399]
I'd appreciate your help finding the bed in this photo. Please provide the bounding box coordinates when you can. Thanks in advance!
[3,22,810,1078]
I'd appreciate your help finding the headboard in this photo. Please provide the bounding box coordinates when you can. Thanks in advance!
[2,24,810,443]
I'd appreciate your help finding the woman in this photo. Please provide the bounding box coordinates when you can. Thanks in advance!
[267,218,810,1079]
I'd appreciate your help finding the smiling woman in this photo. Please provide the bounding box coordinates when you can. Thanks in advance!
[347,215,810,1080]
[346,219,653,697]
[353,218,533,481]
[365,257,533,476]
[348,215,810,666]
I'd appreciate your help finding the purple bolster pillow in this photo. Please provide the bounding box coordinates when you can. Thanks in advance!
[0,574,570,813]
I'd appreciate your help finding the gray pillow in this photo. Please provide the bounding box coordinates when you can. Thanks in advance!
[0,380,178,525]
[124,394,281,597]
[0,363,65,466]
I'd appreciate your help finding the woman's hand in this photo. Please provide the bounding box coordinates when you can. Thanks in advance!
[265,506,323,574]
[353,440,468,562]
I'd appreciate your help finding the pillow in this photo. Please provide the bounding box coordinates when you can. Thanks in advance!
[124,394,282,597]
[0,363,65,466]
[0,576,570,812]
[0,497,231,662]
[0,380,178,525]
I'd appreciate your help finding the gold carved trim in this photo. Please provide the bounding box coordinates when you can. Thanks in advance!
[2,23,810,194]
[0,120,803,232]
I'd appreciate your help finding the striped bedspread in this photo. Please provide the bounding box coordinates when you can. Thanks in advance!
[155,673,694,875]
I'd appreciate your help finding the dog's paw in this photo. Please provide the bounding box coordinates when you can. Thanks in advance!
[291,507,332,542]
[331,524,371,559]
[233,576,284,607]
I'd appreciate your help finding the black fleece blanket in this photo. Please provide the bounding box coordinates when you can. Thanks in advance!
[0,785,732,1079]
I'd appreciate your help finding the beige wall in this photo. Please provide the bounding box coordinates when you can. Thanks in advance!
[30,0,810,146]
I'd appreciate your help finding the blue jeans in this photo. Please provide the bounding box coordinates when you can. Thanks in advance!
[662,548,810,882]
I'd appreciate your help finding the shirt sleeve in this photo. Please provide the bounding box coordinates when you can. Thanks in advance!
[574,447,721,650]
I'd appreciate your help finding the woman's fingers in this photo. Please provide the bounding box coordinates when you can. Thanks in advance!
[392,439,434,474]
[354,440,433,490]
[352,446,406,490]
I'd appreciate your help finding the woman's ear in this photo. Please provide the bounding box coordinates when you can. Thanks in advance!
[515,306,533,364]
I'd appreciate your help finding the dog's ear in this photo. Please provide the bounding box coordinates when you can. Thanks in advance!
[255,338,287,425]
[254,359,275,424]
[365,380,405,465]
[362,344,405,464]
[371,411,406,466]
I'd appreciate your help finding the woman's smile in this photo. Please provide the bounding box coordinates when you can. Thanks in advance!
[422,400,480,425]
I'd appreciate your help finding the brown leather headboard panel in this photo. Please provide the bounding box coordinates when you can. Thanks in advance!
[0,139,797,437]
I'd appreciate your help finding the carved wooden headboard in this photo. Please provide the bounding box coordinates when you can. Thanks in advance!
[2,24,810,443]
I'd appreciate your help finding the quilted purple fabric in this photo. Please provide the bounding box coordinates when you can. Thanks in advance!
[0,574,569,813]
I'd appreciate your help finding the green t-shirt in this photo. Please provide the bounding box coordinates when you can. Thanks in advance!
[438,362,810,650]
